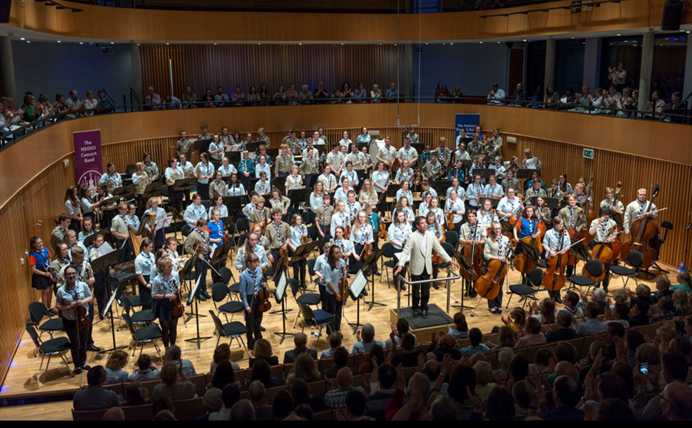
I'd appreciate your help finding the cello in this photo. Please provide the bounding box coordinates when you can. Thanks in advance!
[460,222,483,283]
[609,182,624,261]
[620,184,661,269]
[544,231,586,292]
[475,235,510,301]
[513,211,545,276]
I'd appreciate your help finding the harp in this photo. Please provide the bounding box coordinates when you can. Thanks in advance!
[129,211,157,256]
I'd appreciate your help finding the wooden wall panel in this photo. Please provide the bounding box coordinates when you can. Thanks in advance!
[140,44,403,101]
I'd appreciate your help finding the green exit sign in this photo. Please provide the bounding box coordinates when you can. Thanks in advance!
[583,148,594,160]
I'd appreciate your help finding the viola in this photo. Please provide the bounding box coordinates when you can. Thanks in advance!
[475,259,507,301]
[344,225,351,240]
[279,247,289,266]
[621,184,661,269]
[172,285,185,318]
[379,223,388,240]
[75,303,92,330]
[362,242,373,261]
[257,281,272,312]
[447,211,455,231]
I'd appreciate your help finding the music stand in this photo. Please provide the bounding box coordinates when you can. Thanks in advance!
[272,271,295,344]
[250,177,260,191]
[531,197,560,210]
[172,177,196,194]
[274,176,287,194]
[184,272,212,349]
[193,138,213,154]
[245,142,260,154]
[125,164,137,175]
[154,216,173,243]
[266,147,280,159]
[517,168,537,180]
[142,182,163,200]
[412,143,425,155]
[459,161,473,183]
[222,196,245,219]
[611,212,624,229]
[226,151,241,165]
[288,189,312,207]
[361,248,386,311]
[474,168,496,184]
[431,180,451,199]
[100,283,128,353]
[113,184,135,199]
[92,249,127,352]
[452,250,475,312]
[179,256,195,297]
[348,271,368,333]
[515,240,541,262]
[385,183,401,207]
[570,242,590,263]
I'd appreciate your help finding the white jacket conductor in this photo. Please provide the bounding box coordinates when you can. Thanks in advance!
[394,216,455,319]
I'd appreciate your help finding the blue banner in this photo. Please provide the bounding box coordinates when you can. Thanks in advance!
[455,114,480,139]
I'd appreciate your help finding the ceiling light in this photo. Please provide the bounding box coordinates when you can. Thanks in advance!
[394,43,398,46]
[479,41,483,44]
[299,43,302,45]
[497,42,500,44]
[571,37,575,39]
[341,43,344,45]
[616,33,621,36]
[57,40,61,43]
[258,43,261,45]
[523,39,526,41]
[450,43,453,45]
[166,43,170,45]
[20,37,25,41]
[26,41,30,44]
[213,43,217,45]
[110,41,114,44]
[79,42,83,45]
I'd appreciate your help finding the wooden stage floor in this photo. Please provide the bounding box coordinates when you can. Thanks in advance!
[0,250,677,420]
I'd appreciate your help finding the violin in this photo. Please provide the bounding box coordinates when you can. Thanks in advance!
[361,242,373,261]
[379,222,388,240]
[279,247,289,266]
[301,225,309,245]
[344,225,351,240]
[74,302,92,330]
[172,282,185,318]
[460,223,483,282]
[621,184,661,270]
[257,281,272,312]
[338,263,348,302]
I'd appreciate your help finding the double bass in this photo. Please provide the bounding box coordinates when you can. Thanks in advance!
[620,184,661,269]
[609,182,624,261]
[475,237,510,301]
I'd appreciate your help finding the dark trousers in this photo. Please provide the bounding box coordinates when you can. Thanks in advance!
[63,317,88,369]
[289,248,306,285]
[197,182,209,200]
[317,225,331,243]
[169,189,183,213]
[411,267,431,310]
[245,296,263,348]
[376,194,388,218]
[240,175,252,192]
[350,243,365,274]
[325,293,343,333]
[183,189,192,208]
[139,274,152,309]
[116,239,134,263]
[304,174,315,190]
[93,272,108,319]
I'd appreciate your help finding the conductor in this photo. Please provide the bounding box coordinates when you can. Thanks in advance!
[394,216,456,318]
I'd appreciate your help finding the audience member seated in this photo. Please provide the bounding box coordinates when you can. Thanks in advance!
[209,384,240,421]
[249,338,280,367]
[324,367,366,408]
[286,352,321,385]
[352,323,384,353]
[103,407,125,421]
[230,399,256,421]
[358,344,385,374]
[272,390,294,420]
[325,346,355,378]
[197,388,223,421]
[164,345,197,377]
[210,343,240,372]
[384,319,413,349]
[628,300,651,327]
[247,359,278,389]
[546,310,578,343]
[516,316,547,347]
[283,332,317,364]
[209,360,239,390]
[128,354,160,381]
[575,302,607,336]
[248,380,274,420]
[366,362,399,421]
[487,83,506,106]
[104,350,130,384]
[388,372,429,421]
[73,366,121,411]
[460,328,489,356]
[291,377,327,413]
[472,361,496,405]
[448,312,469,339]
[152,362,196,401]
[390,333,423,367]
[123,381,150,407]
[320,332,343,359]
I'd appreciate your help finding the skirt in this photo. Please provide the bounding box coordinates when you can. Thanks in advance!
[32,273,52,290]
[153,298,173,322]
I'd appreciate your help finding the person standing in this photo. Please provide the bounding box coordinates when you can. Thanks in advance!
[394,217,454,318]
[55,265,94,374]
[239,254,265,349]
[483,221,511,314]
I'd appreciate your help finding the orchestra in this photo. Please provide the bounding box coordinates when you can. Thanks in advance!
[38,122,678,369]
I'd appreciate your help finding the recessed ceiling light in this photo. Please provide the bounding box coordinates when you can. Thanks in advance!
[341,43,344,45]
[213,43,217,45]
[166,43,170,45]
[425,43,429,45]
[450,43,453,45]
[617,33,621,36]
[523,39,526,41]
[79,42,83,45]
[26,41,30,44]
[110,42,114,44]
[258,43,261,45]
[394,43,397,46]
[57,40,61,43]
[479,41,483,44]
[20,37,25,41]
[571,37,575,39]
[299,43,302,45]
[497,42,500,44]
[379,43,382,46]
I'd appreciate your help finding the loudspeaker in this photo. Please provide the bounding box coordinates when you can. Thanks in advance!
[661,0,683,31]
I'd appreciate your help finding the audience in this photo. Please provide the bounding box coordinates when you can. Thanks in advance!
[152,362,196,401]
[284,332,317,364]
[73,366,121,411]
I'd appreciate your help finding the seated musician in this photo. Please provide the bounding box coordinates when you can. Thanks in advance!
[349,210,374,276]
[331,200,351,238]
[183,194,208,236]
[248,195,271,228]
[558,194,585,277]
[254,171,271,196]
[489,156,506,181]
[453,142,471,163]
[427,197,445,226]
[589,207,618,292]
[483,221,511,314]
[466,174,484,211]
[239,254,265,349]
[419,192,432,218]
[151,257,182,349]
[547,179,565,202]
[393,196,415,224]
[501,169,520,197]
[459,210,487,296]
[268,187,290,212]
[572,183,591,209]
[236,232,270,272]
[285,164,303,197]
[218,156,237,178]
[316,194,334,240]
[183,218,211,301]
[542,217,572,302]
[126,203,141,231]
[445,189,466,232]
[288,214,309,288]
[208,195,229,219]
[208,208,228,283]
[426,211,446,284]
[99,162,122,192]
[358,179,379,208]
[497,188,524,224]
[111,203,133,262]
[265,208,291,266]
[478,198,499,233]
[534,196,552,229]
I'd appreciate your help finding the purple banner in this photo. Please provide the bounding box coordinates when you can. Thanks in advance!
[73,129,103,191]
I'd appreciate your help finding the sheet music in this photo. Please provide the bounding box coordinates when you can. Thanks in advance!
[155,216,173,232]
[98,242,115,256]
[351,271,367,298]
[393,252,410,264]
[275,273,287,302]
